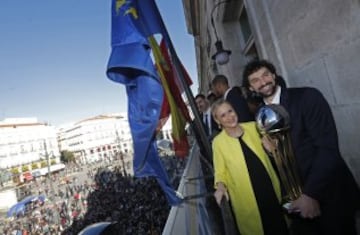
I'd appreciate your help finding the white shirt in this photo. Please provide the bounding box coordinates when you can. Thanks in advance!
[264,86,281,105]
[223,87,231,100]
[203,108,212,135]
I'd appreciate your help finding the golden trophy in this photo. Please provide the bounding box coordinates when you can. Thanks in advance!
[255,104,302,208]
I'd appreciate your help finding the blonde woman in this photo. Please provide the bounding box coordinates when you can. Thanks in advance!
[212,99,288,235]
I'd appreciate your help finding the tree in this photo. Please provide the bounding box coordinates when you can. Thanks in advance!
[11,167,19,175]
[61,150,75,163]
[31,163,39,170]
[41,161,47,168]
[22,165,29,172]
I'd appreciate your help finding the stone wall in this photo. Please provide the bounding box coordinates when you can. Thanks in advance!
[184,0,360,183]
[245,0,360,183]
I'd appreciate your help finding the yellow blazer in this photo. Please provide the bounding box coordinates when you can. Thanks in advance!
[212,122,282,235]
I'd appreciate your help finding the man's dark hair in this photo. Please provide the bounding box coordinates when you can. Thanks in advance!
[211,74,229,87]
[195,94,206,100]
[242,59,277,88]
[206,92,216,100]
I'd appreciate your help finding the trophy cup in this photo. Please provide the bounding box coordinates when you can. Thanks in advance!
[255,104,302,209]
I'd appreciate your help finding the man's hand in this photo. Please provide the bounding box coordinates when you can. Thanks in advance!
[289,194,321,219]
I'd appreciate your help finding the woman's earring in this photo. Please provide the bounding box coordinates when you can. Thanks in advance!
[218,123,222,129]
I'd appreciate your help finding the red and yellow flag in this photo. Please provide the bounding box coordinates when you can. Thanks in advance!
[150,37,192,158]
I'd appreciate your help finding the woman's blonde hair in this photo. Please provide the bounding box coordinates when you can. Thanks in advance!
[211,98,231,120]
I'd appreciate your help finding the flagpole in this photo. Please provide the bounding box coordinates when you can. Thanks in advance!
[154,7,213,173]
[170,49,213,171]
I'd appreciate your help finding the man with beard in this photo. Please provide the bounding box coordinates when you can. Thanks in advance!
[242,59,359,235]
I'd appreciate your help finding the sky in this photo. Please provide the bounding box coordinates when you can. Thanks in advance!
[0,0,198,126]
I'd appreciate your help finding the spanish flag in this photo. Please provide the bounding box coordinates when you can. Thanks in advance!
[150,38,192,158]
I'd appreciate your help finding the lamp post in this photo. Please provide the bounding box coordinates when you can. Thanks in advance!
[43,139,55,197]
[211,0,232,65]
[43,140,51,178]
[115,130,126,175]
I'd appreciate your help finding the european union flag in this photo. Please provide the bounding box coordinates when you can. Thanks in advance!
[107,0,182,205]
[107,0,158,84]
[132,0,163,36]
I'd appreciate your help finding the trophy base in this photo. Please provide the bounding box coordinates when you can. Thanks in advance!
[282,202,301,214]
[282,202,291,211]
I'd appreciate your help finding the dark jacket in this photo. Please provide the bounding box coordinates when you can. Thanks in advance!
[280,87,359,234]
[226,86,254,123]
[200,112,220,139]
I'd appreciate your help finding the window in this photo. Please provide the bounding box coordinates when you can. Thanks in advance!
[239,8,252,44]
[244,41,259,60]
[20,145,25,153]
[239,5,259,59]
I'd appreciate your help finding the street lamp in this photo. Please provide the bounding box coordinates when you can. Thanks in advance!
[211,0,232,65]
[115,130,126,175]
[42,139,55,197]
[42,140,51,177]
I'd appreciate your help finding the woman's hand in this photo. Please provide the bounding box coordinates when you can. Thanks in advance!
[214,182,229,205]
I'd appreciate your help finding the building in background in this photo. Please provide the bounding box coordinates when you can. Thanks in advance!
[159,116,173,141]
[0,117,60,183]
[182,0,360,184]
[57,114,133,164]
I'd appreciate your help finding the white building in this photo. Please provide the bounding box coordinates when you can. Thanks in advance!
[0,117,60,169]
[57,114,133,164]
[160,117,173,141]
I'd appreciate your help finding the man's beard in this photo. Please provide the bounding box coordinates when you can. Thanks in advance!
[257,82,277,98]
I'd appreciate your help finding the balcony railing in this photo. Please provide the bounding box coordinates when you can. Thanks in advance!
[162,143,239,235]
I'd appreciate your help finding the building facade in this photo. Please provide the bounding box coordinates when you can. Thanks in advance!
[57,114,133,164]
[182,0,360,183]
[0,117,60,183]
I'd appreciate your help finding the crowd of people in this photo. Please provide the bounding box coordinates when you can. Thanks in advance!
[64,172,170,234]
[1,155,187,235]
